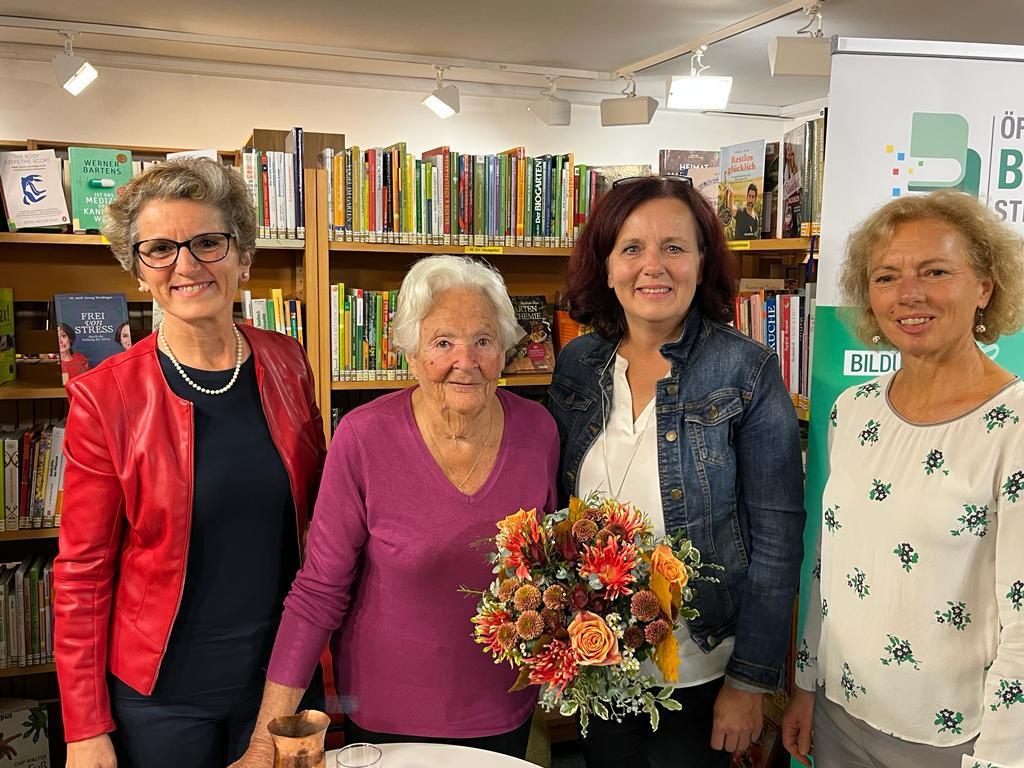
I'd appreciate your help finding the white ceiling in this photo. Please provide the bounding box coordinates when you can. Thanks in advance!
[1,0,1022,110]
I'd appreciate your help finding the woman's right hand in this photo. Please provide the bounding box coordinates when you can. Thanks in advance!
[781,687,815,767]
[226,736,276,768]
[66,734,117,768]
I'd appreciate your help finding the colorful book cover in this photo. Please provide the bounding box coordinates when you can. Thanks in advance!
[658,149,720,211]
[718,140,766,240]
[503,296,555,374]
[781,124,808,238]
[0,288,13,386]
[68,147,133,233]
[53,293,129,384]
[0,149,71,231]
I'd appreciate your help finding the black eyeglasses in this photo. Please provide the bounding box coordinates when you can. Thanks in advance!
[133,232,235,269]
[612,174,694,189]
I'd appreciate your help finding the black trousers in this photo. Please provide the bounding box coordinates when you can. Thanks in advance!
[108,670,324,768]
[343,713,533,759]
[580,677,732,768]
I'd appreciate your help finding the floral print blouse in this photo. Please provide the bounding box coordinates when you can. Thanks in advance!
[797,374,1024,768]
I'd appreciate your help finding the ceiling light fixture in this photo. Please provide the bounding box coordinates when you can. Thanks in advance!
[528,77,571,126]
[422,64,459,119]
[600,75,657,127]
[666,45,732,110]
[768,1,831,77]
[52,31,98,95]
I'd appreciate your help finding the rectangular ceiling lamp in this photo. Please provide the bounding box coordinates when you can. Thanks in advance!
[666,75,732,110]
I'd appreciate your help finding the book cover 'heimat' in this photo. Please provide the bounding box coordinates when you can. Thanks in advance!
[0,149,70,231]
[53,293,130,384]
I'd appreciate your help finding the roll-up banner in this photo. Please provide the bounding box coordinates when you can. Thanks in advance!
[798,37,1024,764]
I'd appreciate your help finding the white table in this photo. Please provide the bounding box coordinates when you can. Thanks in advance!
[327,742,536,767]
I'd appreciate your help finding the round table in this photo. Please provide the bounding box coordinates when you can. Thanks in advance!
[327,742,536,767]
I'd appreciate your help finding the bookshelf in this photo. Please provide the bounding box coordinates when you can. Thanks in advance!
[312,168,814,438]
[0,151,321,747]
[0,663,55,679]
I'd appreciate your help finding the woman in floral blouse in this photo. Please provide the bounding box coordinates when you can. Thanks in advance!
[783,190,1024,768]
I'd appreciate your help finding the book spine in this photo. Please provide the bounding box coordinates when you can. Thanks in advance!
[4,436,19,531]
[31,432,50,529]
[330,285,340,381]
[0,573,7,668]
[285,153,297,238]
[259,152,271,239]
[241,289,253,325]
[293,127,305,239]
[43,426,64,528]
[272,288,286,335]
[789,295,801,395]
[14,562,26,666]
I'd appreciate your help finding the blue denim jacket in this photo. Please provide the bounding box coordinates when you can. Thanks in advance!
[547,308,805,690]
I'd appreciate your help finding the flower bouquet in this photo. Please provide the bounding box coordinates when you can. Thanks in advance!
[469,493,720,734]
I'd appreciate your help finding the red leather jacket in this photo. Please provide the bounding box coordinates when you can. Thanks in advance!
[54,325,326,743]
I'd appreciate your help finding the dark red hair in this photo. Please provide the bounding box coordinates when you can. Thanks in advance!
[565,177,737,340]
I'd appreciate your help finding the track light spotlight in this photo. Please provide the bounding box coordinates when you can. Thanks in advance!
[600,76,657,127]
[422,65,459,119]
[666,46,732,110]
[53,31,97,95]
[528,77,571,126]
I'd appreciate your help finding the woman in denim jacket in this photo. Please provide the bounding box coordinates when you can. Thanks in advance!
[548,176,805,767]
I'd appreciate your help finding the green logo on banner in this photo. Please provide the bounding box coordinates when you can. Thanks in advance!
[885,112,981,199]
[907,112,981,197]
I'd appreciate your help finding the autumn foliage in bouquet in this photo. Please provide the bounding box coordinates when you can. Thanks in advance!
[470,494,720,734]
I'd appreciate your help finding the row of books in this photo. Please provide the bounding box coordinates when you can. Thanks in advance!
[733,279,817,399]
[320,145,588,248]
[1,425,65,532]
[329,285,410,382]
[327,287,559,383]
[240,129,307,240]
[0,146,228,234]
[1,125,825,244]
[0,556,55,668]
[658,114,826,242]
[240,289,305,343]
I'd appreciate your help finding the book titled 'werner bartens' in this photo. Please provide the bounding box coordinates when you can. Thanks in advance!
[53,293,130,384]
[0,150,70,231]
[67,147,133,234]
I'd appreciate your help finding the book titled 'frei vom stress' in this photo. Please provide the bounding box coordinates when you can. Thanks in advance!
[67,147,133,233]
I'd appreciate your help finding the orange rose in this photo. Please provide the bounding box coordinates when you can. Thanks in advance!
[497,508,536,541]
[651,544,689,588]
[567,611,622,666]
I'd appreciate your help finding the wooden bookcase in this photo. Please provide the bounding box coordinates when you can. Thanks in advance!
[303,170,813,439]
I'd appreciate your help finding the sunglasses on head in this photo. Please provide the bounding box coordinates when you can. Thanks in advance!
[612,174,695,189]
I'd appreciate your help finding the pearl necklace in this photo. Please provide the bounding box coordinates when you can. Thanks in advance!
[159,323,243,396]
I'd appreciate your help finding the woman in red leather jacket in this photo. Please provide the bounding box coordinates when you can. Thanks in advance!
[54,158,325,768]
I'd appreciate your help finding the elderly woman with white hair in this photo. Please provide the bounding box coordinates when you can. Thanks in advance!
[233,255,560,766]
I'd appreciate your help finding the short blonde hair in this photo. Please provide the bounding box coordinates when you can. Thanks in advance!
[103,157,257,277]
[392,255,524,355]
[839,190,1024,345]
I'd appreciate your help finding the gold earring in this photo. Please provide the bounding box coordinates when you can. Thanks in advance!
[975,308,986,335]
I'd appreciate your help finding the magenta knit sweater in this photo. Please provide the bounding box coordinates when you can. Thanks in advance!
[267,387,559,737]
